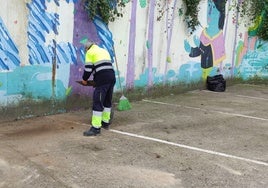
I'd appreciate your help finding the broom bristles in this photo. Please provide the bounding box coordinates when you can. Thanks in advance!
[117,95,132,111]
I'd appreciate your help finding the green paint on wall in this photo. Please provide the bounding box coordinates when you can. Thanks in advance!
[236,41,244,67]
[248,12,264,37]
[80,37,89,45]
[146,40,150,49]
[65,86,72,96]
[139,0,147,8]
[166,56,171,63]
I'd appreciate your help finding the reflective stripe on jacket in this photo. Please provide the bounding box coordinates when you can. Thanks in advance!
[84,45,113,75]
[82,44,115,86]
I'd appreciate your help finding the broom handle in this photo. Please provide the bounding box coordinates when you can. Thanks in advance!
[113,45,124,95]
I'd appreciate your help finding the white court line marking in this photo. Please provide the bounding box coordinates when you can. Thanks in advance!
[142,99,268,122]
[110,129,268,167]
[235,95,268,101]
[202,90,268,101]
[50,117,268,167]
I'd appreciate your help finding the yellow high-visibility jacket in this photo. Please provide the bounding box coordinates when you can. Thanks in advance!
[83,44,115,86]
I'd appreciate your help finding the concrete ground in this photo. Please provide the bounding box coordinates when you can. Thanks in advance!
[0,84,267,188]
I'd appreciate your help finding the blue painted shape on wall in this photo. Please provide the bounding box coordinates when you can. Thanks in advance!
[48,0,78,4]
[177,61,202,83]
[93,16,115,61]
[65,0,79,3]
[133,66,202,87]
[27,0,77,65]
[239,40,268,79]
[0,18,21,71]
[0,66,66,100]
[134,68,164,87]
[0,0,80,103]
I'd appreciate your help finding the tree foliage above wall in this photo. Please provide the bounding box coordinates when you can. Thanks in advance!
[181,0,202,33]
[84,0,126,24]
[239,0,268,40]
[181,0,268,40]
[83,0,268,40]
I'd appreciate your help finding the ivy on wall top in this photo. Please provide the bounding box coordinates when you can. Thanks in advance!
[180,0,268,40]
[181,0,202,33]
[83,0,202,32]
[239,0,268,40]
[83,0,268,40]
[84,0,125,24]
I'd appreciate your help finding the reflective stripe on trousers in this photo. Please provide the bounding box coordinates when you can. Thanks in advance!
[91,108,111,128]
[91,82,115,128]
[102,107,111,123]
[92,111,102,128]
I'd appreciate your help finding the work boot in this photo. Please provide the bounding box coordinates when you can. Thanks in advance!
[101,121,110,130]
[83,127,100,136]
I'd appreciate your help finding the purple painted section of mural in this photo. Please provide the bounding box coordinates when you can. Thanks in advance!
[126,0,137,89]
[147,0,155,87]
[69,0,99,95]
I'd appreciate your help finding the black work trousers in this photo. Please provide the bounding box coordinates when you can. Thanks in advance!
[91,80,115,128]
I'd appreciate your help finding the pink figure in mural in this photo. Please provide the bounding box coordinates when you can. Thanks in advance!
[184,0,227,81]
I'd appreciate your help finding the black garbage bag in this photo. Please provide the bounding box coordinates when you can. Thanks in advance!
[206,74,226,92]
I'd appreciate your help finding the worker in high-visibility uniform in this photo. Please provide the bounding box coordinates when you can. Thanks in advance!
[82,41,116,136]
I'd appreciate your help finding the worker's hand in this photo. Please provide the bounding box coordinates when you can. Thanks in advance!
[81,80,88,86]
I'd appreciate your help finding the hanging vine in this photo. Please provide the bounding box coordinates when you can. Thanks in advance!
[156,0,202,32]
[83,0,268,40]
[181,0,202,33]
[84,0,126,24]
[238,0,268,40]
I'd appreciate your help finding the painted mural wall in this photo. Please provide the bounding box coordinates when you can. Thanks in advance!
[0,0,267,118]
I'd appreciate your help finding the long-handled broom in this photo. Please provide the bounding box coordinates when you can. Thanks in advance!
[113,46,132,111]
